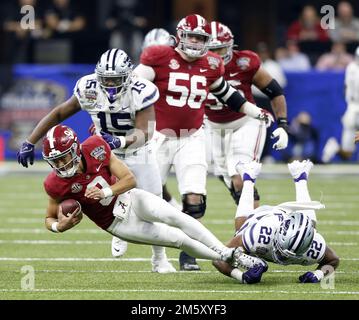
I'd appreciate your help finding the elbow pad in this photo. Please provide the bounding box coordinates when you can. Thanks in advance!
[260,79,283,99]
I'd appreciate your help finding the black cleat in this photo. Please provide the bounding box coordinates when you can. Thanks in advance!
[179,251,201,271]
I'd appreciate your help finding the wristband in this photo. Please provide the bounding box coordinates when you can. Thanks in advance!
[118,136,126,149]
[277,117,289,132]
[51,222,59,233]
[313,269,325,281]
[230,268,244,283]
[102,187,114,198]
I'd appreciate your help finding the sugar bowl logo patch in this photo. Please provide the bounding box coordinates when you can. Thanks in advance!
[90,145,106,161]
[236,57,251,70]
[71,182,83,193]
[169,59,180,70]
[207,56,220,69]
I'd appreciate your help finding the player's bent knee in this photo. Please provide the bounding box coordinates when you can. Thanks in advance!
[182,194,206,219]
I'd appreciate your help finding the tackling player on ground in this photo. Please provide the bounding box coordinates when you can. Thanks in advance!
[206,21,289,231]
[134,14,273,271]
[212,160,339,284]
[42,124,266,284]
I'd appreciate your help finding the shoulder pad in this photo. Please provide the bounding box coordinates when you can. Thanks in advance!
[130,77,159,110]
[140,45,173,66]
[73,73,98,109]
[233,50,261,71]
[82,136,111,167]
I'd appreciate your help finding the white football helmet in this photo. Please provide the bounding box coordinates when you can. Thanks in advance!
[272,212,315,264]
[176,14,211,58]
[95,49,133,101]
[142,28,173,49]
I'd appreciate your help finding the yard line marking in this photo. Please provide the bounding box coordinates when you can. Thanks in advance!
[0,240,111,245]
[1,228,359,235]
[2,269,355,275]
[0,288,358,295]
[0,228,104,234]
[0,239,356,247]
[1,257,358,262]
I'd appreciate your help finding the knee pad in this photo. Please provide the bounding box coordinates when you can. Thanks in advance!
[182,194,206,219]
[230,183,260,205]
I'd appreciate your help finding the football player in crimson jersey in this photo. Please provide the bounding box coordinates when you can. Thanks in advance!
[43,125,268,284]
[206,21,289,231]
[212,160,339,284]
[17,49,175,273]
[134,14,273,271]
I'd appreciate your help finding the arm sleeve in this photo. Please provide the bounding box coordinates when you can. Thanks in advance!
[209,77,247,111]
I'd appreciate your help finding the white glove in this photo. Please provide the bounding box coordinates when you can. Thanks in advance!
[271,127,288,150]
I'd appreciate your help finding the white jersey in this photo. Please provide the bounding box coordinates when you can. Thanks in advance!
[237,206,326,266]
[73,73,159,151]
[345,62,359,106]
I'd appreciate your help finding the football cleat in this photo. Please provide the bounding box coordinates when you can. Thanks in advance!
[232,247,268,271]
[151,256,176,273]
[321,137,340,163]
[179,251,201,271]
[236,161,262,182]
[111,236,128,258]
[288,160,313,182]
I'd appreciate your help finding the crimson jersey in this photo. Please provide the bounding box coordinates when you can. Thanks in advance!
[205,50,261,123]
[44,136,117,230]
[140,45,225,136]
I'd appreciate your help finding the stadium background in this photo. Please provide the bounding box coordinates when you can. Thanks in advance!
[1,0,359,163]
[0,0,359,302]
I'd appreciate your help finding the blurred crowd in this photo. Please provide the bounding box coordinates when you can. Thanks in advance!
[0,0,358,70]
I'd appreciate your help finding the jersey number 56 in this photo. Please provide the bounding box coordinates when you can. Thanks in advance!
[166,72,207,109]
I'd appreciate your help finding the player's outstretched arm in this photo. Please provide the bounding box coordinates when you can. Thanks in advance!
[45,197,82,233]
[299,245,340,283]
[209,77,274,127]
[103,105,155,150]
[253,67,289,150]
[17,96,81,167]
[85,153,137,200]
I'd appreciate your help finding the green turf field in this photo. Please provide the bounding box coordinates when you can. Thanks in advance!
[0,172,358,300]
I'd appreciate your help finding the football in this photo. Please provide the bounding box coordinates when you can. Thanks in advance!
[59,199,82,217]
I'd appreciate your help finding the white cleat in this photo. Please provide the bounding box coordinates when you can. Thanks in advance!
[151,256,177,273]
[236,161,262,181]
[232,247,268,271]
[111,236,128,258]
[321,137,340,163]
[288,159,313,181]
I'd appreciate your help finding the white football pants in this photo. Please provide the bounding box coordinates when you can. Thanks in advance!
[107,189,226,260]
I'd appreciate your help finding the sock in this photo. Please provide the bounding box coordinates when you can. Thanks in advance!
[151,246,166,260]
[235,180,255,219]
[295,180,317,222]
